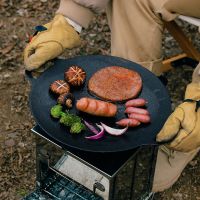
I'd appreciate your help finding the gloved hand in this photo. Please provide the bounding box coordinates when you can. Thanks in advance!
[156,82,200,152]
[24,14,81,71]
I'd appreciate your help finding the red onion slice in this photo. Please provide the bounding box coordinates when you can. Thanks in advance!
[100,123,128,136]
[83,120,99,134]
[85,124,105,140]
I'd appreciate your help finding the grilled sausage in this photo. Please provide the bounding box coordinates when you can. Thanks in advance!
[125,98,147,107]
[116,118,141,127]
[76,97,117,117]
[128,113,150,123]
[125,107,149,115]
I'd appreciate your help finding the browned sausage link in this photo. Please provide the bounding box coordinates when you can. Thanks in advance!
[125,98,147,107]
[76,97,117,117]
[96,100,109,116]
[88,98,98,113]
[76,97,89,110]
[125,107,149,115]
[116,118,141,127]
[128,113,150,123]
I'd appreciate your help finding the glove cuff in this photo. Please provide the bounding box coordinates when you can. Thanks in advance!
[53,14,81,49]
[185,83,200,101]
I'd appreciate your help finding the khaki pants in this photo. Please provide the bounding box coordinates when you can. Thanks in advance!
[106,0,200,192]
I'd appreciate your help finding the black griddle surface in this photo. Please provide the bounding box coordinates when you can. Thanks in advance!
[28,55,171,153]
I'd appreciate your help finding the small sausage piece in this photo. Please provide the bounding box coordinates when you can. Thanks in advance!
[76,97,117,117]
[128,113,150,123]
[125,107,149,115]
[125,98,147,107]
[116,118,141,127]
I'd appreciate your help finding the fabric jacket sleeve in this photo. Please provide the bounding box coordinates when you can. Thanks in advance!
[56,0,109,28]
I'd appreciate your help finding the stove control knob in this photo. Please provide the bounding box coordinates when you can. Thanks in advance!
[93,181,105,193]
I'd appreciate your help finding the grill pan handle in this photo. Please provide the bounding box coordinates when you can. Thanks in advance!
[25,70,40,85]
[25,61,55,85]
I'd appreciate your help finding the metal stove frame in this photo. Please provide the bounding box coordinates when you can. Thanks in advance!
[24,125,158,200]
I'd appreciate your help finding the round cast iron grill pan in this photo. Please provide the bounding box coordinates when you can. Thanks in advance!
[27,55,171,153]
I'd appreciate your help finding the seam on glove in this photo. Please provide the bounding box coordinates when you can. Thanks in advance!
[35,40,64,52]
[178,106,197,133]
[160,145,174,166]
[176,106,185,125]
[172,106,197,150]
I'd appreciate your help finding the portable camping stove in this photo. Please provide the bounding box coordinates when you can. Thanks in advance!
[23,125,157,200]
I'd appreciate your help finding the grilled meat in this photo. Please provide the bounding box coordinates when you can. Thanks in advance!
[88,66,142,102]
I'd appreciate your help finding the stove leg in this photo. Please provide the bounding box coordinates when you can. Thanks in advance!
[35,136,50,188]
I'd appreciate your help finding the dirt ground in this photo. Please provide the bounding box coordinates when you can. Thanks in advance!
[0,0,199,199]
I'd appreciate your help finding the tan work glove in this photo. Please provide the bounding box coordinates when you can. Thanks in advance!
[24,14,81,71]
[156,81,200,152]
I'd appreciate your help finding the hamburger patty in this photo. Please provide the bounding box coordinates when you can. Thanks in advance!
[88,66,142,102]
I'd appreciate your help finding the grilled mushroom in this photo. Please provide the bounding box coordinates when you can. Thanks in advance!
[57,93,74,109]
[64,66,86,87]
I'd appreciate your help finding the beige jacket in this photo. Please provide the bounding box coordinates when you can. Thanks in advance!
[57,0,200,76]
[57,0,109,28]
[56,0,200,29]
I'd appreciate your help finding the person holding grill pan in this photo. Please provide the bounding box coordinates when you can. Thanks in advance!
[23,0,200,193]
